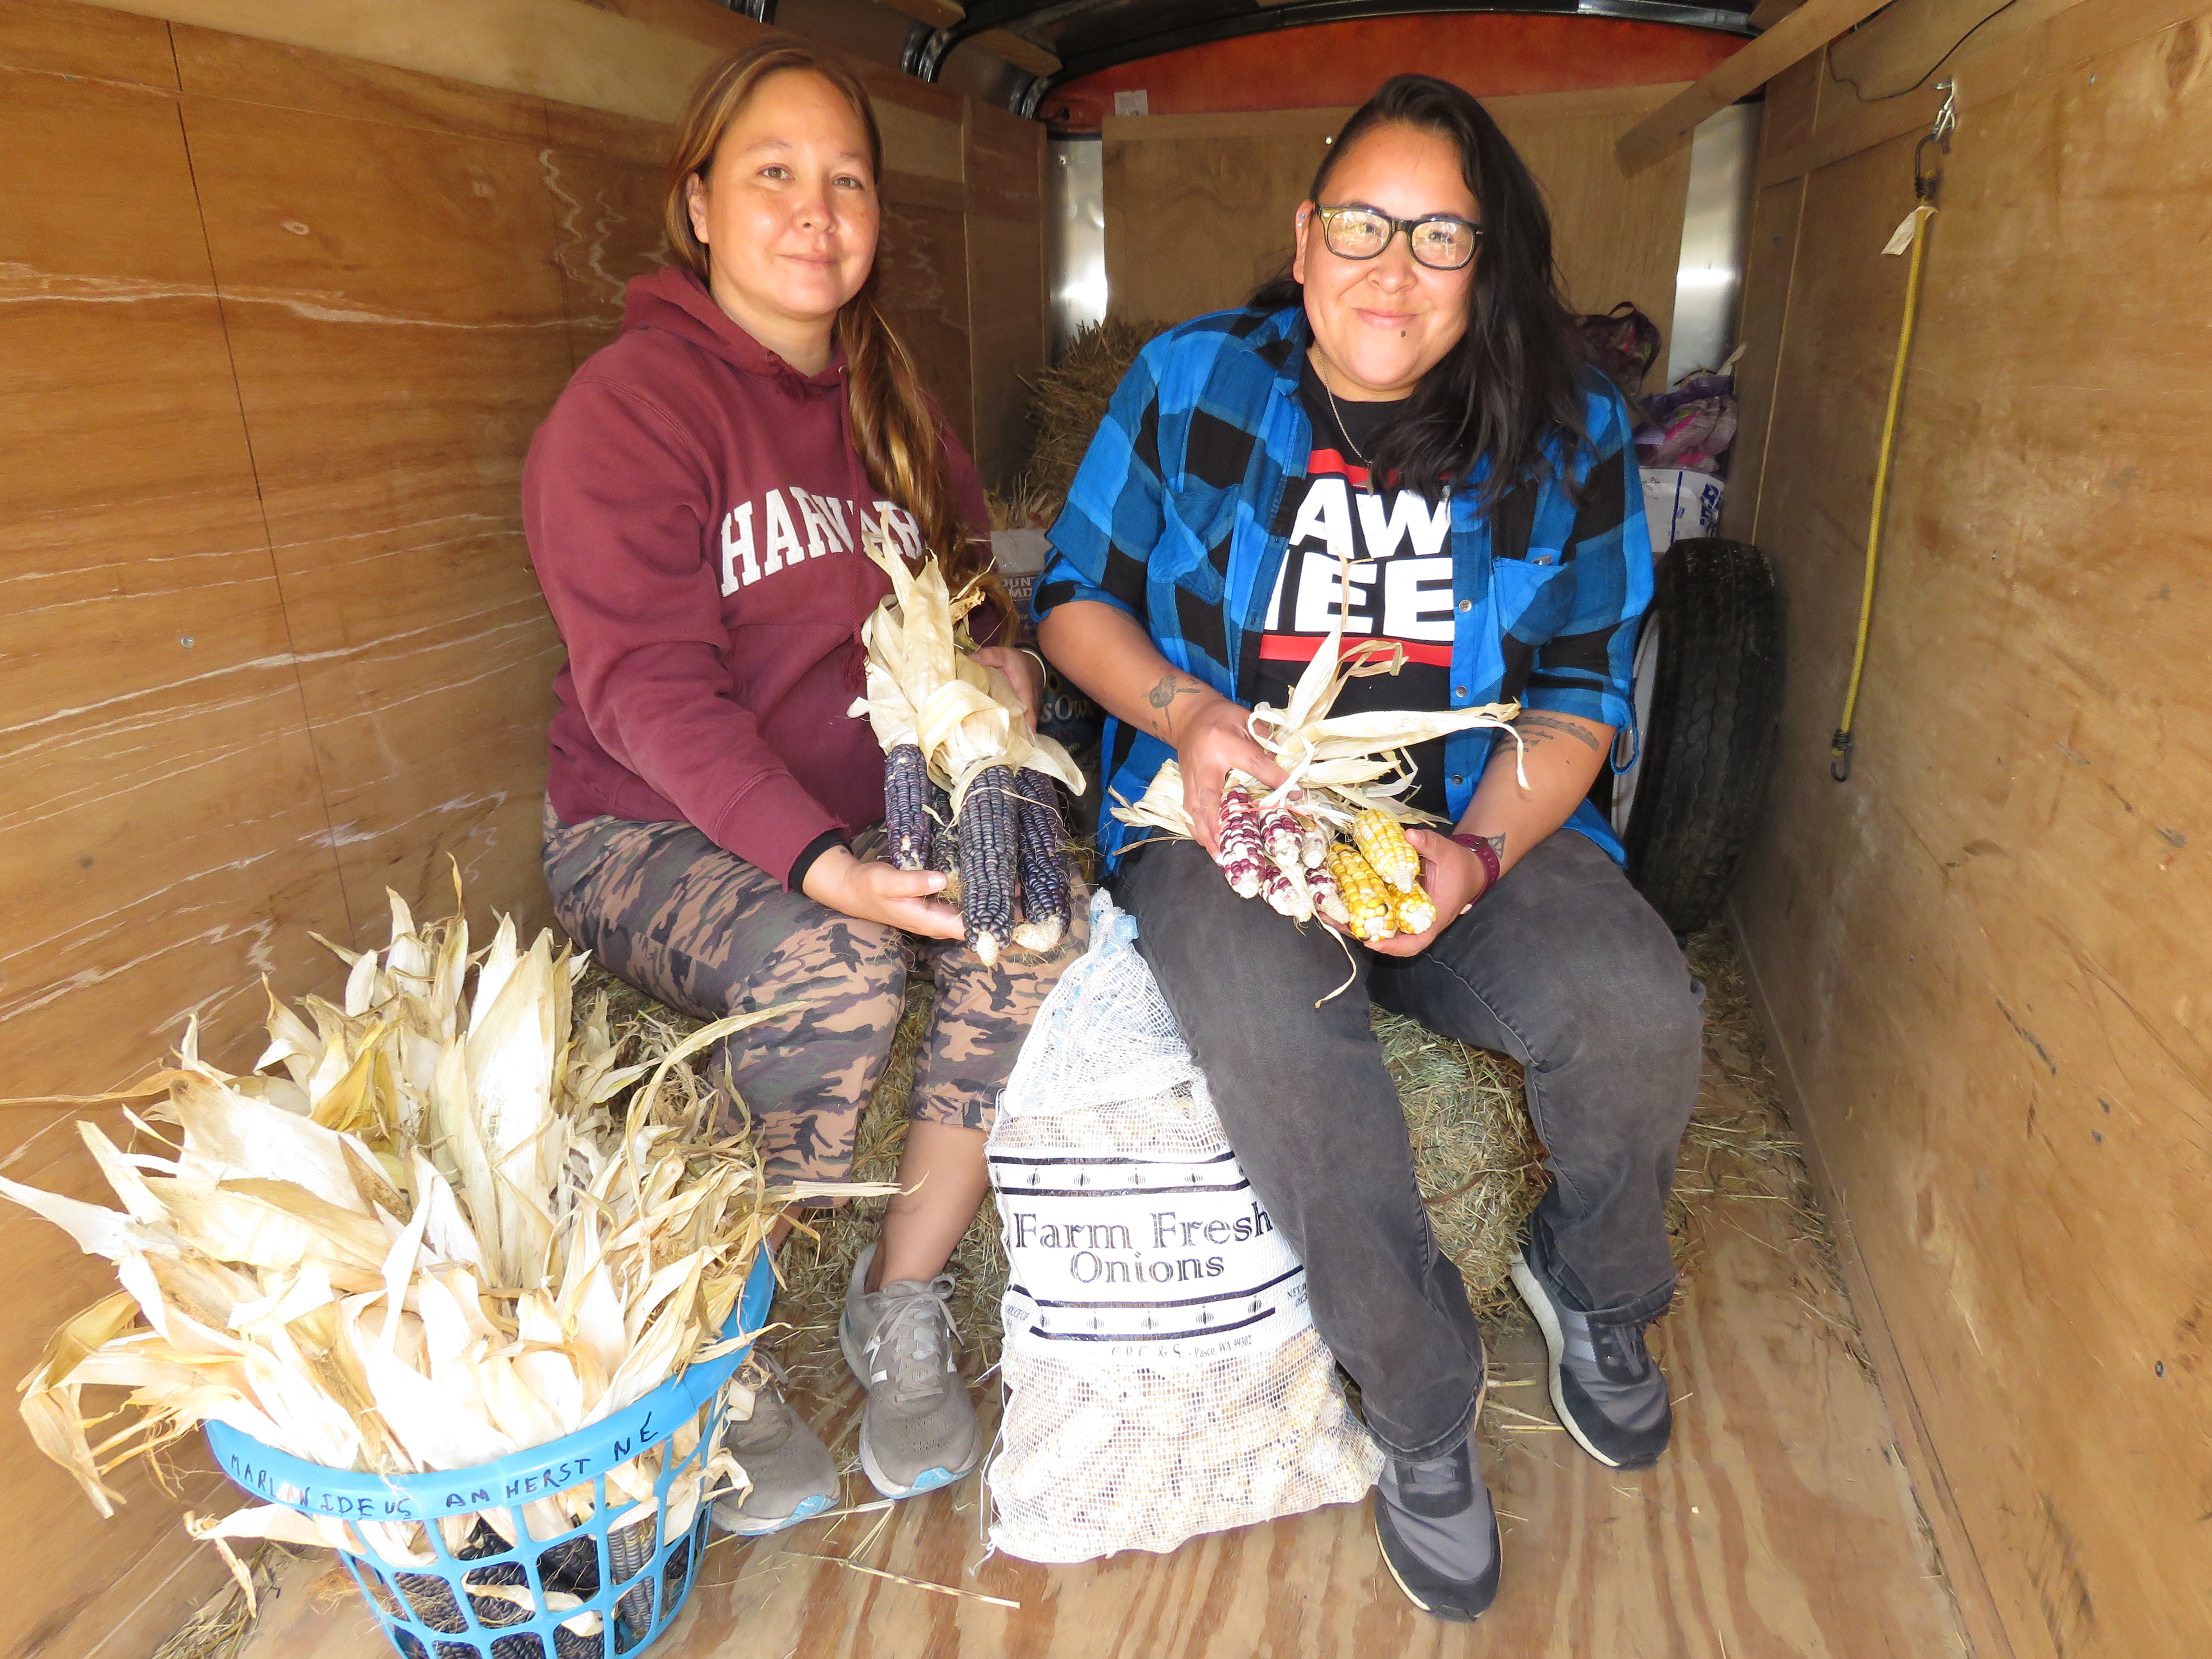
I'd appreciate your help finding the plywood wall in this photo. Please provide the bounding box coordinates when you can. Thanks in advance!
[964,100,1049,484]
[1099,86,1693,374]
[0,3,1045,1653]
[1722,3,2212,1654]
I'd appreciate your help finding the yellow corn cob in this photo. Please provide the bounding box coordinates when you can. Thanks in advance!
[1325,843,1395,941]
[1392,885,1437,935]
[1350,809,1420,892]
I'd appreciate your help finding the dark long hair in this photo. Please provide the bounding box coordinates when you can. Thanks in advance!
[1251,75,1589,505]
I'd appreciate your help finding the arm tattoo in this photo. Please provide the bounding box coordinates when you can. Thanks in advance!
[1145,673,1205,735]
[1513,711,1605,755]
[1145,673,1202,709]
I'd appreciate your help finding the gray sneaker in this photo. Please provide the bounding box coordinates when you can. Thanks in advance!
[709,1354,838,1536]
[1373,1437,1503,1623]
[839,1244,983,1499]
[1510,1247,1672,1469]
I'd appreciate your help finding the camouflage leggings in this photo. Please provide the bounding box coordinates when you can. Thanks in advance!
[541,801,1082,1187]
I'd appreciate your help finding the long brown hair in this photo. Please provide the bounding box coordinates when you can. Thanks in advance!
[663,41,1009,634]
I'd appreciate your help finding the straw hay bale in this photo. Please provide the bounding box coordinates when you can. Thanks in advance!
[585,923,1833,1408]
[1378,1014,1547,1323]
[1007,317,1172,522]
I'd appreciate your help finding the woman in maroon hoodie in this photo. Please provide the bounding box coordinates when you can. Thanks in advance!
[523,41,1071,1529]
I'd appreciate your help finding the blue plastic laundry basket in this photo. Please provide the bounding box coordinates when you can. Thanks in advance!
[204,1250,775,1659]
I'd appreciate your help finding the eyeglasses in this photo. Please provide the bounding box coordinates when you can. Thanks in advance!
[1313,205,1485,271]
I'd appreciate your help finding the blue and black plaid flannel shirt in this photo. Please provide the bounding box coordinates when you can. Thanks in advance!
[1034,304,1652,869]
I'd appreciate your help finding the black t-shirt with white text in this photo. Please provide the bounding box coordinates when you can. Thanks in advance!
[1256,361,1456,818]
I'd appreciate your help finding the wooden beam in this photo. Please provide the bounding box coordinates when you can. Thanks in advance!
[875,0,964,26]
[1614,0,1891,175]
[872,3,1058,79]
[969,24,1058,77]
[1746,0,1805,27]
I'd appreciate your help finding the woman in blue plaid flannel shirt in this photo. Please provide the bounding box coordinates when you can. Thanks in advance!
[1034,75,1705,1622]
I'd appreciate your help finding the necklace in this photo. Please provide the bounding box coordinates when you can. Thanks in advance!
[1317,364,1380,492]
[1320,374,1368,469]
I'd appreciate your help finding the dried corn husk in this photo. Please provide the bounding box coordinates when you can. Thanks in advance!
[1111,564,1521,956]
[1115,568,1521,843]
[847,529,1084,812]
[5,879,891,1577]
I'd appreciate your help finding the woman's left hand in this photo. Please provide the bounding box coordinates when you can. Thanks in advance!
[1361,828,1490,958]
[972,644,1043,733]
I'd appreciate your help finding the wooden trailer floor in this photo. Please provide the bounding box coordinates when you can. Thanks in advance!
[236,1045,1970,1659]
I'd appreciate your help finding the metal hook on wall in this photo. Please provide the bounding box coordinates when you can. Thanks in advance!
[1914,80,1957,203]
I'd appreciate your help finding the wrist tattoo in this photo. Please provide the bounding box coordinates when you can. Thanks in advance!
[1145,673,1205,735]
[1513,712,1604,755]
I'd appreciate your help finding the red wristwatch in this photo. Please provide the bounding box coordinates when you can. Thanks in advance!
[1448,832,1503,895]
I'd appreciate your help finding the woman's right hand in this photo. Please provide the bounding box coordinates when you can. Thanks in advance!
[1032,601,1290,857]
[802,846,965,939]
[1174,693,1291,858]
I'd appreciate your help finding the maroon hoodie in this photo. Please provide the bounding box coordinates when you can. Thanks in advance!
[523,267,987,886]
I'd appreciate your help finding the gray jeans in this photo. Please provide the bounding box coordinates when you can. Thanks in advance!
[1114,829,1703,1459]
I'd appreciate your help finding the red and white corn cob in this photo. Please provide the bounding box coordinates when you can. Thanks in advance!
[1261,857,1313,922]
[1215,781,1267,899]
[1258,805,1305,870]
[1298,819,1331,869]
[1306,857,1352,926]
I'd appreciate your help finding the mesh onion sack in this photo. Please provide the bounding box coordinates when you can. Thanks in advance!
[983,891,1381,1563]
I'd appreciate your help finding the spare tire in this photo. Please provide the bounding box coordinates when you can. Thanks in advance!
[1606,537,1784,935]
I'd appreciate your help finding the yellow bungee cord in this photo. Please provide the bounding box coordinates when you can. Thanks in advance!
[1831,83,1955,783]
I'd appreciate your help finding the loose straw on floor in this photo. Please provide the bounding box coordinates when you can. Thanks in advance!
[784,1552,1020,1609]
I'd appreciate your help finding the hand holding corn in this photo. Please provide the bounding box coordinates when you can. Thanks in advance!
[850,545,1084,965]
[1324,815,1442,945]
[802,842,964,941]
[1356,825,1499,958]
[1106,573,1518,946]
[1169,693,1290,858]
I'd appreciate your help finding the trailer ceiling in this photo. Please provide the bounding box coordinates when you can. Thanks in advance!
[902,1,1760,105]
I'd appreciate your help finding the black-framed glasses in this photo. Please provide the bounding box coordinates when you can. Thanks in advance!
[1313,204,1485,270]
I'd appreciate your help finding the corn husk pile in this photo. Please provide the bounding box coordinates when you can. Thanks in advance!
[2,882,889,1604]
[1113,589,1522,946]
[850,532,1086,962]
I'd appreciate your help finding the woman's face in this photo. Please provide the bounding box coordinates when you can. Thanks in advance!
[686,70,879,359]
[1292,122,1479,400]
